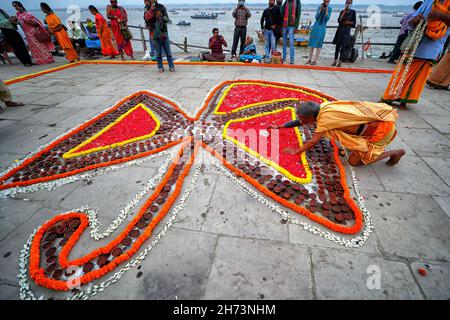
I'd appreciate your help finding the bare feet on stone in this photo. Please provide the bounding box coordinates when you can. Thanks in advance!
[5,101,24,107]
[386,149,405,166]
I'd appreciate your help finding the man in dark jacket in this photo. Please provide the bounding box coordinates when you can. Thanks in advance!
[332,0,356,67]
[274,0,283,47]
[261,0,282,62]
[145,0,175,72]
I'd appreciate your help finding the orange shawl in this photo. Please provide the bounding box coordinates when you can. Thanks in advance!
[315,101,399,153]
[45,13,73,50]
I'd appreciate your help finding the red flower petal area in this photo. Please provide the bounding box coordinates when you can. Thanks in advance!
[225,108,310,182]
[216,83,326,114]
[69,105,159,157]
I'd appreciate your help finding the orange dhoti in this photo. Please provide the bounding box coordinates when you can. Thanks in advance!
[427,51,450,88]
[316,101,399,165]
[351,121,397,164]
[381,58,433,104]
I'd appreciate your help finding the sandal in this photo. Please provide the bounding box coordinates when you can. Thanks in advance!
[306,59,311,65]
[311,61,317,65]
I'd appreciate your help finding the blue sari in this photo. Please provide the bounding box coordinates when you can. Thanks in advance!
[309,5,332,49]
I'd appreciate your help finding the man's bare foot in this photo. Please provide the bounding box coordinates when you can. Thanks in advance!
[386,149,405,166]
[5,101,24,107]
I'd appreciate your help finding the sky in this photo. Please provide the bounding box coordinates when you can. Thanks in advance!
[2,0,416,10]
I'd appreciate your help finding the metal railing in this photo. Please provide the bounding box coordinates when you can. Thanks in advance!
[127,16,401,58]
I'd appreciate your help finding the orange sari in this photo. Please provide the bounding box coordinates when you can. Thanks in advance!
[95,13,119,56]
[381,58,433,104]
[45,13,78,62]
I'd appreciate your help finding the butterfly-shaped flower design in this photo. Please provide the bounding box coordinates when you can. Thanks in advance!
[0,80,366,294]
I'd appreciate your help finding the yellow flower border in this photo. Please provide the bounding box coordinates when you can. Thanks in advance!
[223,107,312,184]
[213,82,329,115]
[63,103,161,159]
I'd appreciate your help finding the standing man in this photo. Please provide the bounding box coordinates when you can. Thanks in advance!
[332,0,356,67]
[107,0,134,60]
[145,0,175,72]
[281,0,301,64]
[143,0,157,60]
[261,0,282,63]
[0,8,32,66]
[231,0,251,61]
[274,0,283,48]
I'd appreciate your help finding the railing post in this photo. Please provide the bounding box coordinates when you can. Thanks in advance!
[139,24,147,52]
[359,15,364,61]
[184,37,188,53]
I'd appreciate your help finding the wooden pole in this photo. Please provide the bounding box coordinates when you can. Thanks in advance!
[139,25,147,52]
[360,15,365,61]
[184,37,188,53]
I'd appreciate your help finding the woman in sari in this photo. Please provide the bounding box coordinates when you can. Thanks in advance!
[88,5,118,58]
[40,2,78,63]
[107,0,134,60]
[11,1,54,65]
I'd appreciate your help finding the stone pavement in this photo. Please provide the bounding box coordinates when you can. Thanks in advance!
[0,57,449,300]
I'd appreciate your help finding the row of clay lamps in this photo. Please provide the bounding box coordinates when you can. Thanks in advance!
[43,218,81,279]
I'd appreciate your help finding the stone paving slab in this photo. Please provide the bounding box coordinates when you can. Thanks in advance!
[91,228,218,300]
[432,196,450,219]
[203,236,313,300]
[0,123,68,154]
[410,262,450,300]
[362,189,450,261]
[180,171,289,242]
[372,156,450,196]
[311,247,424,299]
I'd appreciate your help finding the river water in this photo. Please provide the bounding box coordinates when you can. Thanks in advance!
[11,7,406,60]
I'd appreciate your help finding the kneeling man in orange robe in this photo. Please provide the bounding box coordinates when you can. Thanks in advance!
[268,101,406,167]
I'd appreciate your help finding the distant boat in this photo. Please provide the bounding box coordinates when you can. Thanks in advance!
[392,12,405,17]
[216,11,226,15]
[191,12,218,19]
[360,14,369,18]
[170,11,179,15]
[177,20,191,26]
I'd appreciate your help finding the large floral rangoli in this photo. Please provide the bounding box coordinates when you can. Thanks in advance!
[0,79,372,299]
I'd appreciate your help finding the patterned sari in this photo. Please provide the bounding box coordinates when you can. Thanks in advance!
[108,6,133,56]
[16,11,54,65]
